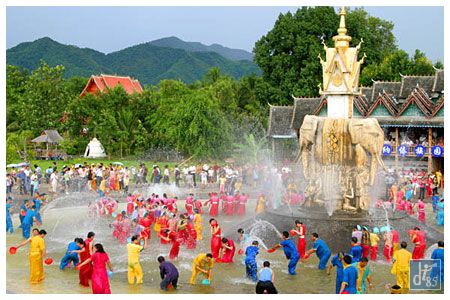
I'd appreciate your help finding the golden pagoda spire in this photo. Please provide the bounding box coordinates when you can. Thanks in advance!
[333,7,351,49]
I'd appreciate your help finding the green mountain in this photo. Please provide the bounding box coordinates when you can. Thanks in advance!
[149,36,254,61]
[6,37,261,86]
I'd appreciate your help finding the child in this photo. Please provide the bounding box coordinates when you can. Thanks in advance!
[245,241,259,282]
[60,238,84,270]
[256,261,278,294]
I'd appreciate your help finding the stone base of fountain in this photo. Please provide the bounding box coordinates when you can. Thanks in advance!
[225,206,444,254]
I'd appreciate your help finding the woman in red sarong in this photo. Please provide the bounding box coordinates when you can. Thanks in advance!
[79,232,95,287]
[160,229,180,260]
[185,196,194,216]
[139,213,152,241]
[237,193,248,215]
[219,238,235,263]
[77,243,113,294]
[205,192,219,217]
[186,221,197,249]
[209,219,222,258]
[194,199,204,214]
[225,195,234,215]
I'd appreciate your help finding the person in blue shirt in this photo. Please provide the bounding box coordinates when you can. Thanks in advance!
[328,252,345,294]
[269,231,300,275]
[238,228,250,265]
[340,254,358,294]
[430,240,444,285]
[304,232,331,270]
[436,199,444,226]
[33,193,44,224]
[256,261,278,294]
[19,200,29,228]
[350,237,363,263]
[60,238,84,270]
[6,197,14,234]
[245,241,260,282]
[22,205,38,239]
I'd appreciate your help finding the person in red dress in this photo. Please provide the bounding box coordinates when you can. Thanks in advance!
[77,243,113,294]
[292,220,307,258]
[194,198,204,214]
[225,195,234,216]
[219,238,235,263]
[204,192,219,216]
[139,212,153,241]
[185,194,194,216]
[409,228,426,259]
[237,193,248,215]
[77,232,95,287]
[160,229,181,260]
[209,219,222,258]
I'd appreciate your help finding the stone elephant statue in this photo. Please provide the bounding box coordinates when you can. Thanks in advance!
[348,118,387,185]
[297,115,320,179]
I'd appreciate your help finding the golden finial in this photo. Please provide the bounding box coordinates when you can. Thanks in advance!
[333,7,351,49]
[337,7,347,36]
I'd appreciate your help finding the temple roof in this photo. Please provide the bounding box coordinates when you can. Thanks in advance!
[31,130,64,144]
[267,106,296,138]
[268,69,444,138]
[80,74,143,97]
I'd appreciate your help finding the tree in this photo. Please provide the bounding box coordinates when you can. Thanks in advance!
[233,133,269,165]
[253,7,400,103]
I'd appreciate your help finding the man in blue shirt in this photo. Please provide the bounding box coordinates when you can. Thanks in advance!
[340,254,358,294]
[22,205,37,239]
[431,240,444,285]
[245,241,260,281]
[328,252,345,294]
[304,232,331,270]
[269,231,300,275]
[60,238,84,270]
[350,237,363,263]
[256,261,278,294]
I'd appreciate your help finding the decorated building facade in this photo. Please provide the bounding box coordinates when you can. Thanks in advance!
[268,69,444,173]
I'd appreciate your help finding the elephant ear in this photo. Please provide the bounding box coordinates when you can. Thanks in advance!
[300,115,319,134]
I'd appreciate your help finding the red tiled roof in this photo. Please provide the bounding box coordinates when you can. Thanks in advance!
[80,74,143,97]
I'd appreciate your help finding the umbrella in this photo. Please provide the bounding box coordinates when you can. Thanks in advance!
[6,164,18,168]
[75,163,83,168]
[112,162,124,166]
[17,162,29,167]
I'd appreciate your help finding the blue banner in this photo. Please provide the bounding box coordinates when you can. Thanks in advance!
[431,146,444,157]
[382,144,392,156]
[414,145,426,158]
[397,145,408,157]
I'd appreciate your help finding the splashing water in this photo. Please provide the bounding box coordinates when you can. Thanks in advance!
[424,243,438,259]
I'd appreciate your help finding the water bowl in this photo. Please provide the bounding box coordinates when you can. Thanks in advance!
[107,271,113,278]
[127,237,132,243]
[238,249,244,255]
[289,229,296,236]
[44,257,53,265]
[201,279,210,285]
[9,247,17,255]
[111,212,117,218]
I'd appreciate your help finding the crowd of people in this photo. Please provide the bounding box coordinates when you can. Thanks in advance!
[6,160,445,294]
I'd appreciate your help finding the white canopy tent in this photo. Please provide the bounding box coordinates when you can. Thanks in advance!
[84,138,107,158]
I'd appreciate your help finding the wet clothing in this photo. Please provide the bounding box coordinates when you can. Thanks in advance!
[221,240,235,263]
[369,233,380,261]
[79,239,93,287]
[350,244,363,263]
[60,241,81,270]
[342,264,358,294]
[280,239,300,275]
[256,267,278,294]
[436,201,444,226]
[391,248,412,291]
[331,254,344,294]
[245,245,259,282]
[159,261,179,290]
[190,253,214,284]
[210,225,222,258]
[6,203,13,233]
[91,252,111,294]
[127,243,143,284]
[22,209,36,239]
[313,238,331,270]
[29,235,45,283]
[430,247,444,284]
[352,262,371,293]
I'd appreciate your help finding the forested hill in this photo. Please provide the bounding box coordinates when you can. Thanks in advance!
[6,37,261,85]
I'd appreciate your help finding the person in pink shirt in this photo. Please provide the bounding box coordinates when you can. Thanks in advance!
[417,199,426,224]
[77,243,113,294]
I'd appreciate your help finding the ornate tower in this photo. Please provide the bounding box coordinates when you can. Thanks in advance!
[319,7,366,118]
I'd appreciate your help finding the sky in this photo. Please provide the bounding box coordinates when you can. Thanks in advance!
[6,6,444,62]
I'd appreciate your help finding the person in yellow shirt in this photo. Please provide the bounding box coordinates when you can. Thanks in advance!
[15,229,47,283]
[127,235,148,284]
[370,228,380,261]
[255,195,266,215]
[391,241,412,293]
[352,257,373,293]
[190,253,214,284]
[193,209,203,241]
